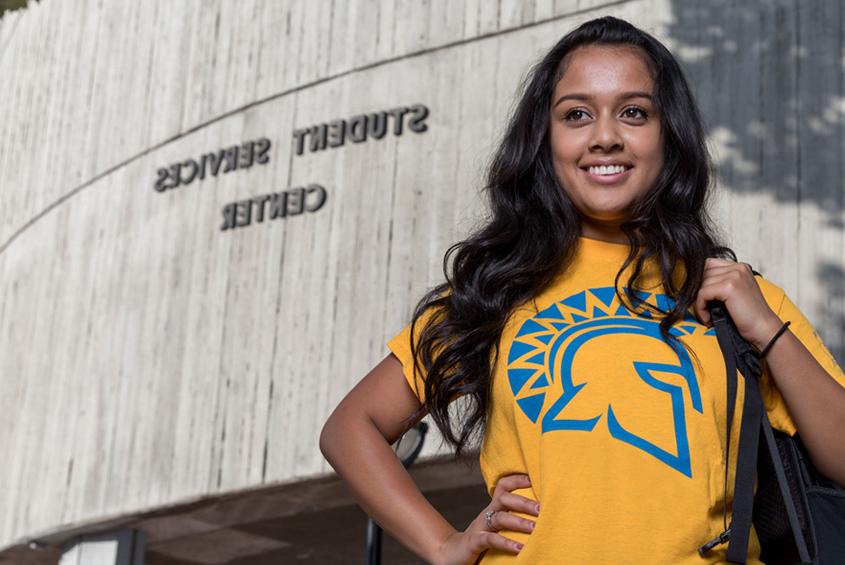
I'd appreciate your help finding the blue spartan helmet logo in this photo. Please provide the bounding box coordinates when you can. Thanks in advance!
[506,287,706,478]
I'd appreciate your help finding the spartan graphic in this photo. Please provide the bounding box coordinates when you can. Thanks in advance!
[506,287,715,478]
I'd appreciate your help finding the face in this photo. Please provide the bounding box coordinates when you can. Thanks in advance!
[548,44,663,233]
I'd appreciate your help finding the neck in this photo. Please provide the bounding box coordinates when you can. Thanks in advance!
[579,217,628,244]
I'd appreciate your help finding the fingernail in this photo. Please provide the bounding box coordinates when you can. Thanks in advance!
[529,521,536,530]
[516,543,524,550]
[534,503,540,513]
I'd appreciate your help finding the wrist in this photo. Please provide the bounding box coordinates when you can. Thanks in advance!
[759,321,792,357]
[429,528,460,565]
[751,315,785,351]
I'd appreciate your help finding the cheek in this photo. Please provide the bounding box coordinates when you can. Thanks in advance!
[634,130,664,169]
[642,150,664,179]
[549,131,584,176]
[552,157,581,192]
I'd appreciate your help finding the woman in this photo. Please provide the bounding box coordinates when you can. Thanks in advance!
[320,16,845,564]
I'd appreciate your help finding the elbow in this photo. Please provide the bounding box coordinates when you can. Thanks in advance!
[319,413,339,463]
[319,407,356,465]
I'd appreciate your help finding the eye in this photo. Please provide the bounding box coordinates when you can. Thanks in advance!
[563,109,591,122]
[622,106,648,120]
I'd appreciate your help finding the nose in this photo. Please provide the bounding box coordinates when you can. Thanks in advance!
[589,113,623,152]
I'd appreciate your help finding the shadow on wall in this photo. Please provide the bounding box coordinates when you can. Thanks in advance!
[666,0,844,361]
[816,261,845,363]
[668,0,843,219]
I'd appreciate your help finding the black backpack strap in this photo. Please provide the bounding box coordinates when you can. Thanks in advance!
[706,301,814,564]
[708,301,763,563]
[758,405,813,563]
[726,358,764,563]
[711,303,738,537]
[710,304,738,467]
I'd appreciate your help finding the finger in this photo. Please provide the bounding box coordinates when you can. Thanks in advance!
[695,280,735,324]
[703,259,753,282]
[699,271,740,291]
[694,281,723,325]
[469,531,523,555]
[498,492,541,516]
[697,268,743,321]
[701,264,751,284]
[703,262,750,278]
[492,474,531,496]
[704,257,736,269]
[702,264,740,278]
[694,298,711,326]
[741,262,755,274]
[487,509,536,534]
[695,284,718,323]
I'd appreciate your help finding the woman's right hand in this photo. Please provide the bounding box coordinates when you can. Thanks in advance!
[432,473,539,565]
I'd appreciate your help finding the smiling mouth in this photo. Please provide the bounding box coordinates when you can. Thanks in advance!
[583,164,631,175]
[580,165,633,184]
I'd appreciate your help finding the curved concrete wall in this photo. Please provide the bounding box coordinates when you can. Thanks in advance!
[0,0,842,552]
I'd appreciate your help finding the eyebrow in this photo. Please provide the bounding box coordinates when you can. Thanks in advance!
[552,91,655,109]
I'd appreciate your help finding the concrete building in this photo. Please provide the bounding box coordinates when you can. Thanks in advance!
[0,0,842,563]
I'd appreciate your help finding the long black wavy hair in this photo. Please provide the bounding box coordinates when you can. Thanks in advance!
[407,16,733,456]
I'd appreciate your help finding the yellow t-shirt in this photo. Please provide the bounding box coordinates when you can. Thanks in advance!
[387,237,845,564]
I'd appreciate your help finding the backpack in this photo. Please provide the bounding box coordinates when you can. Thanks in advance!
[699,300,845,564]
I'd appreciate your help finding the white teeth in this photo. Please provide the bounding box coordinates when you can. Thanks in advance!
[588,165,627,175]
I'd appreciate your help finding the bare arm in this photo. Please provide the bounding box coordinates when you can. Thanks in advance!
[749,321,845,487]
[695,259,845,487]
[319,354,536,564]
[319,354,455,562]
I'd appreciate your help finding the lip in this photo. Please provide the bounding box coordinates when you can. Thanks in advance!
[580,165,633,185]
[581,160,633,168]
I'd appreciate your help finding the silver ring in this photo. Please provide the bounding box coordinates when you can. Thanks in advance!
[484,510,497,530]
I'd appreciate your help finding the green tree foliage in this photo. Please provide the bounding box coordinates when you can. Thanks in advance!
[0,0,30,20]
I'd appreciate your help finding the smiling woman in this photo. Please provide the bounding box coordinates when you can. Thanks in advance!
[320,15,845,565]
[548,44,664,240]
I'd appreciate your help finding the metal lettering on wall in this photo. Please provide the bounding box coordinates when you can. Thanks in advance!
[152,104,429,232]
[292,104,429,155]
[220,185,327,230]
[154,137,272,192]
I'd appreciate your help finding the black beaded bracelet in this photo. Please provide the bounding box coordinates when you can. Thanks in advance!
[760,321,791,357]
